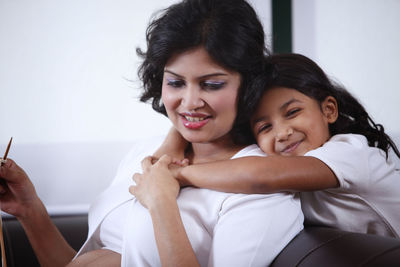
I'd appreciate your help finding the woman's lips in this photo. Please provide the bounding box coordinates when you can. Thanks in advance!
[180,113,211,130]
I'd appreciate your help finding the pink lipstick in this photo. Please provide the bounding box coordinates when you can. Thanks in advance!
[180,112,211,130]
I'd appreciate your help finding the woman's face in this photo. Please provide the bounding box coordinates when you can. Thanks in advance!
[162,47,241,144]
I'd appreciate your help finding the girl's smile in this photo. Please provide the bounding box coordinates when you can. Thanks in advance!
[251,87,338,156]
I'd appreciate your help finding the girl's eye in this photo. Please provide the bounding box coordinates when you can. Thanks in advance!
[286,108,301,118]
[201,81,226,90]
[167,79,185,88]
[256,123,272,134]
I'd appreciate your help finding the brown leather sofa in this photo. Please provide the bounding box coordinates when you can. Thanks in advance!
[2,214,400,266]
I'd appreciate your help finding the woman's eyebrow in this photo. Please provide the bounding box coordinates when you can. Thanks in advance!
[198,73,228,79]
[164,69,184,78]
[164,69,228,79]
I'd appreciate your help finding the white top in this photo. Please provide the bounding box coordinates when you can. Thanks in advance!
[302,134,400,237]
[76,136,304,267]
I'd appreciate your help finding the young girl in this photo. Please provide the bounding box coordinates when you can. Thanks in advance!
[155,53,400,238]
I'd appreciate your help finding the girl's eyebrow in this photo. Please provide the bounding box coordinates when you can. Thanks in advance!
[280,98,302,112]
[253,98,302,125]
[164,69,228,79]
[253,116,267,125]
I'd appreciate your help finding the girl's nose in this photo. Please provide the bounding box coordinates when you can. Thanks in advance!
[275,126,293,142]
[181,86,204,110]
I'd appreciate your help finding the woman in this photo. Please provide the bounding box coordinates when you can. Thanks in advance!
[0,0,303,266]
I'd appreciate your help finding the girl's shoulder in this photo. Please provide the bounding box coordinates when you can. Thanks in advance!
[327,133,368,148]
[305,133,399,190]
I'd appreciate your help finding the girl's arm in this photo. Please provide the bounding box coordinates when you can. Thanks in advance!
[177,156,339,194]
[153,127,188,160]
[129,155,200,267]
[0,159,76,267]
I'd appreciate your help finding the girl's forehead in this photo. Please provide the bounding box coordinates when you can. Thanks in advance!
[262,87,308,103]
[253,87,319,117]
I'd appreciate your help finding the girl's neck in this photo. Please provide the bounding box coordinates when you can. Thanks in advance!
[186,136,246,164]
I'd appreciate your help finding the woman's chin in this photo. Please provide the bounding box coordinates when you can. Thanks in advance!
[180,131,210,144]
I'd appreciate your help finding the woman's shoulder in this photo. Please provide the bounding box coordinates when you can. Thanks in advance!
[111,135,166,185]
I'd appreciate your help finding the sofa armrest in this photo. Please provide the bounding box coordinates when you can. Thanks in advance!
[3,215,88,267]
[271,226,400,267]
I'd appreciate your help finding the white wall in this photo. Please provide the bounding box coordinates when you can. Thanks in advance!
[0,0,176,146]
[0,0,271,147]
[293,0,400,139]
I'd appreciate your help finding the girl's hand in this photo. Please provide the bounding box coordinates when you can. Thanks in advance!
[129,155,180,210]
[0,159,41,219]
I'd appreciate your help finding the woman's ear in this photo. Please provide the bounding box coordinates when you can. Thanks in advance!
[322,96,339,123]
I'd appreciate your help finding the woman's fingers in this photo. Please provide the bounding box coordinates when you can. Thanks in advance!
[141,156,154,171]
[132,173,142,185]
[157,154,173,166]
[128,185,135,195]
[0,158,27,183]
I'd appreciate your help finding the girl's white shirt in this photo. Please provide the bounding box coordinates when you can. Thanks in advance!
[303,133,400,237]
[76,136,304,266]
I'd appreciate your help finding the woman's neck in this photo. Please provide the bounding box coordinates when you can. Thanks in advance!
[186,136,246,164]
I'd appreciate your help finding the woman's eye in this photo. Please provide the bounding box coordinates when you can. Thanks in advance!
[286,108,301,117]
[167,79,185,88]
[201,81,226,90]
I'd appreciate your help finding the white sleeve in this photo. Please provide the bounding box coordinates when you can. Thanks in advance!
[208,193,303,267]
[304,134,378,191]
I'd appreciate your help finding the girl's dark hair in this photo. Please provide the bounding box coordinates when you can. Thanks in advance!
[137,0,268,145]
[251,53,399,158]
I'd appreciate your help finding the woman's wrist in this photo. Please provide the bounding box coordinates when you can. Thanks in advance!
[148,193,178,214]
[18,196,47,223]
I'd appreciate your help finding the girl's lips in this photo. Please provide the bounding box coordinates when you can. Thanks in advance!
[281,140,302,154]
[180,113,211,130]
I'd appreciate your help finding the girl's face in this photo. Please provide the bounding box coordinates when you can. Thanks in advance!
[162,47,241,144]
[251,87,338,156]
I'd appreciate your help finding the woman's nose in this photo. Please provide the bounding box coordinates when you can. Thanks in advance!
[181,87,204,110]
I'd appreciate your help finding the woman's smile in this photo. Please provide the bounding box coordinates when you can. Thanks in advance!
[161,46,241,144]
[180,112,211,129]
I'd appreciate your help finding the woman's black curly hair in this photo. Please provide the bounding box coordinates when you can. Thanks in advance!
[248,53,400,158]
[137,0,269,145]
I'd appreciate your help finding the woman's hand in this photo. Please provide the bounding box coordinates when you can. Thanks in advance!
[0,158,41,219]
[130,155,200,267]
[129,155,181,210]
